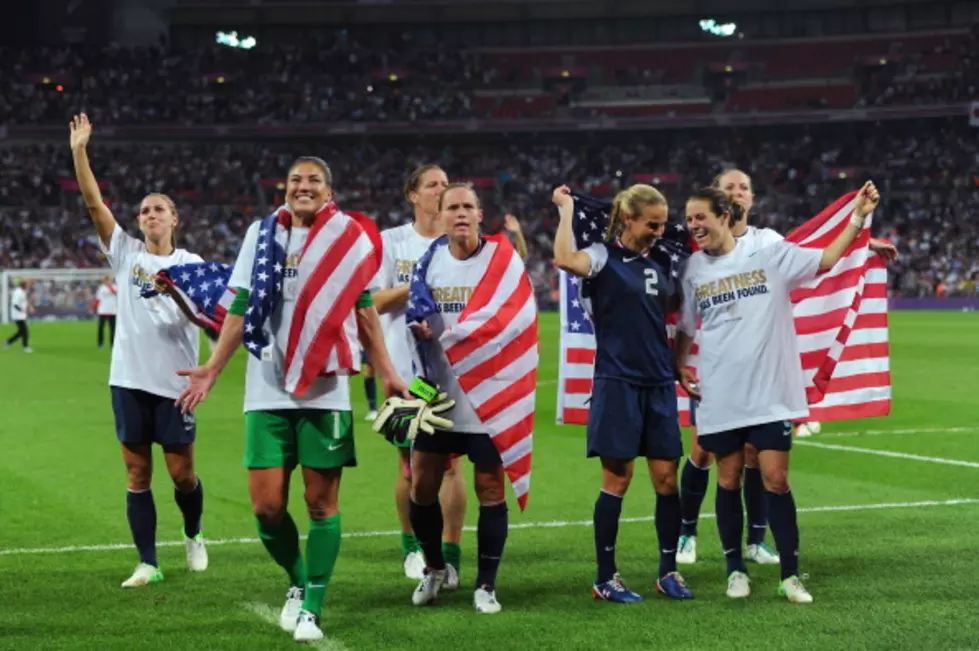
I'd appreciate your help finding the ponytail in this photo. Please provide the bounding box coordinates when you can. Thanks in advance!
[604,184,667,242]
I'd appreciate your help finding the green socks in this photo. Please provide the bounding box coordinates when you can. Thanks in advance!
[302,514,342,618]
[442,541,461,572]
[401,531,420,556]
[256,512,306,588]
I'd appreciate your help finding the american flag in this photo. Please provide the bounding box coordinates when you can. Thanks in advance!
[557,190,892,426]
[408,234,538,511]
[244,204,382,397]
[557,193,695,425]
[140,261,235,332]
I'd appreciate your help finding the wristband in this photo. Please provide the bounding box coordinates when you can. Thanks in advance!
[408,376,439,403]
[849,212,867,228]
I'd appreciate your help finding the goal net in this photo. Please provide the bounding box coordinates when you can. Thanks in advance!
[1,268,110,324]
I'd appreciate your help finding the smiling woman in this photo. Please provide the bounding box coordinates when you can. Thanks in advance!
[68,113,209,590]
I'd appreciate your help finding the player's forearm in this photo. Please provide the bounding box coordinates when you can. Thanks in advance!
[372,285,410,315]
[204,314,244,374]
[554,206,588,276]
[357,306,401,382]
[71,145,116,242]
[819,221,863,270]
[674,330,694,372]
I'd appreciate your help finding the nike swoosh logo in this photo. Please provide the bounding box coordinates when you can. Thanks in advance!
[623,256,640,263]
[327,443,345,451]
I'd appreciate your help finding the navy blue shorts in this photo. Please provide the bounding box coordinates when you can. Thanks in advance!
[412,431,503,466]
[111,387,196,447]
[586,378,683,460]
[697,420,794,457]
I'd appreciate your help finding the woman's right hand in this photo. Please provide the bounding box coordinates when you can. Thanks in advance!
[552,185,574,209]
[69,114,92,150]
[678,367,701,401]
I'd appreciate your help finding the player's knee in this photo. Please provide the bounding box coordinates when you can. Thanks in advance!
[171,473,197,493]
[473,470,506,505]
[651,471,678,495]
[743,444,760,468]
[716,464,742,491]
[253,501,287,525]
[124,461,152,491]
[762,468,790,494]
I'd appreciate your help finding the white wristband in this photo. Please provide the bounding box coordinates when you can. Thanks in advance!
[849,212,867,229]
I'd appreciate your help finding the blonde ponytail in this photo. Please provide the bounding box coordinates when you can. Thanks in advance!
[604,184,667,242]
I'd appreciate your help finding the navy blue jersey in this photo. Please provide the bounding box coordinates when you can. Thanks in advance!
[582,242,675,386]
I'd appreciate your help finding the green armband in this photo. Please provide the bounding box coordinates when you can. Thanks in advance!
[229,288,250,316]
[356,290,373,309]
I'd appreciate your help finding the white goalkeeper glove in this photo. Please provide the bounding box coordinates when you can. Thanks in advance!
[372,390,456,446]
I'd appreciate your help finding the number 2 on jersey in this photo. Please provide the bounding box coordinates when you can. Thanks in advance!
[644,268,659,296]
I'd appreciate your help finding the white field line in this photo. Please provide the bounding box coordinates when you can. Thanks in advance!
[816,426,979,439]
[2,498,979,557]
[241,602,350,651]
[795,440,979,468]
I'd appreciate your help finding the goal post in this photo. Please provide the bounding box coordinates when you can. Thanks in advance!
[1,268,110,324]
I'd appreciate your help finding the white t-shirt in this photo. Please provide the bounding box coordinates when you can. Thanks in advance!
[229,221,351,413]
[100,226,203,400]
[368,223,437,384]
[679,239,821,435]
[95,283,118,315]
[10,287,28,321]
[737,225,784,250]
[415,244,493,435]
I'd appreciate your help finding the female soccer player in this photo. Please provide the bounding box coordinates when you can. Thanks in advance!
[553,183,692,603]
[677,169,898,566]
[676,182,880,603]
[370,165,468,586]
[5,279,32,352]
[69,113,208,588]
[405,183,531,615]
[176,156,408,642]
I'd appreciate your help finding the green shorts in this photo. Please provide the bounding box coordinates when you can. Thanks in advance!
[244,409,356,470]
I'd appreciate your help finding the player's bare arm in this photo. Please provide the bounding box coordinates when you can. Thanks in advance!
[372,284,411,315]
[552,185,594,277]
[504,214,529,260]
[356,305,410,398]
[69,113,117,246]
[673,331,700,400]
[819,181,881,271]
[174,312,245,413]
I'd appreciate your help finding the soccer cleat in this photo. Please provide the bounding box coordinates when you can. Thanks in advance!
[746,542,781,565]
[293,609,324,642]
[726,571,751,599]
[778,575,814,604]
[412,568,446,606]
[185,533,208,572]
[656,572,694,600]
[593,573,644,603]
[23,347,33,353]
[403,551,426,581]
[443,564,460,591]
[677,535,697,565]
[474,586,502,614]
[279,586,304,633]
[121,563,163,588]
[364,409,379,422]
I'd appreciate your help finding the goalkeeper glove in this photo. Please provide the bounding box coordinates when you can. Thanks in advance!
[372,378,456,446]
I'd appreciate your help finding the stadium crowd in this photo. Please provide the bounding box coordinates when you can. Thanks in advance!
[2,117,975,306]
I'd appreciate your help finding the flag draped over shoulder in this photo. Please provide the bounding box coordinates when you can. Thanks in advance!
[140,262,234,332]
[243,204,382,397]
[407,234,539,511]
[557,191,892,425]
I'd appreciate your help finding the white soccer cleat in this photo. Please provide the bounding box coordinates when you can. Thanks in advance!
[364,410,379,421]
[726,571,751,599]
[279,586,304,632]
[412,568,446,606]
[778,576,814,604]
[23,347,33,353]
[443,564,460,591]
[293,609,324,642]
[474,587,502,614]
[403,551,426,580]
[185,533,208,572]
[746,543,780,565]
[121,563,163,588]
[677,535,697,565]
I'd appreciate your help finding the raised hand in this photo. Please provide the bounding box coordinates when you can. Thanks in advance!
[69,114,93,150]
[552,185,574,209]
[854,181,880,219]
